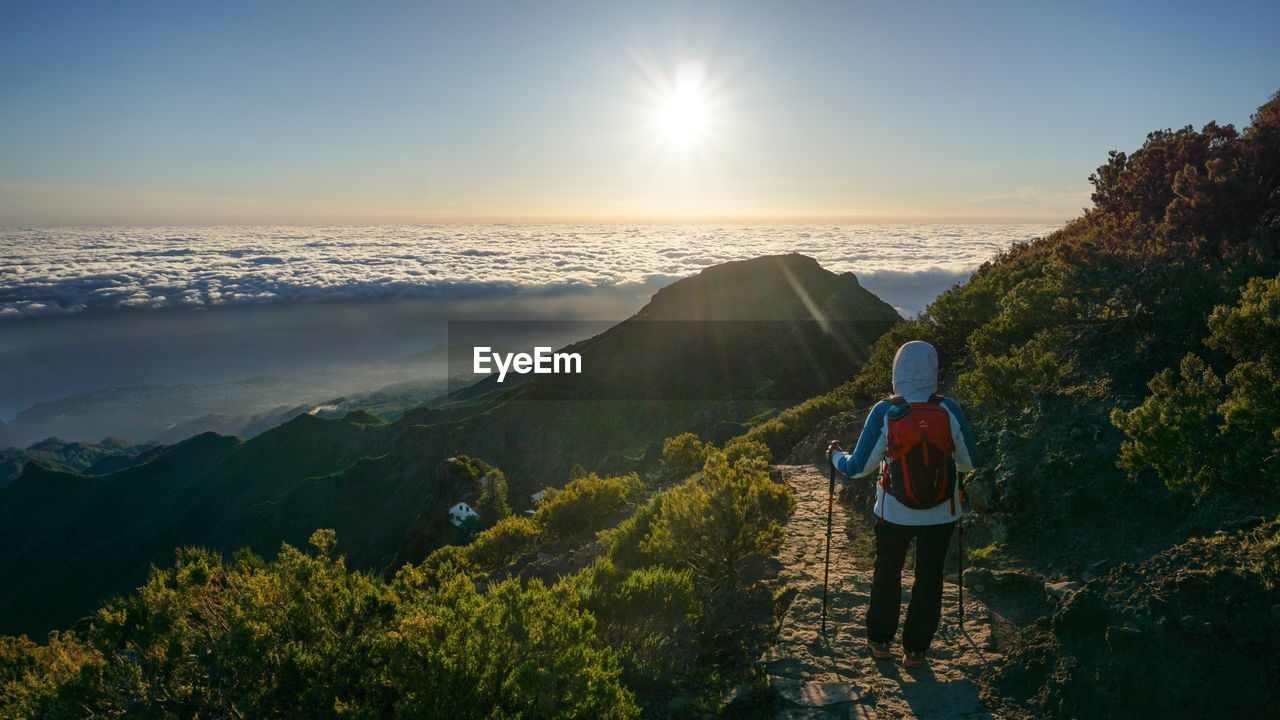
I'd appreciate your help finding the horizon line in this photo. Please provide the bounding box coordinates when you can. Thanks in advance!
[1,214,1075,230]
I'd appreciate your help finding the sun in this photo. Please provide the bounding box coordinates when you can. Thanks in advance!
[657,62,709,144]
[659,92,707,141]
[632,58,727,164]
[653,61,713,148]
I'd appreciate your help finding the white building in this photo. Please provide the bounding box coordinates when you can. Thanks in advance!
[525,489,549,516]
[449,501,479,527]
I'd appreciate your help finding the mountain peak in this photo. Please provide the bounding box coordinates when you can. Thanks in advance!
[635,253,899,322]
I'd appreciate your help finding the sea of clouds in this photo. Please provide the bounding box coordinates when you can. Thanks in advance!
[0,224,1059,320]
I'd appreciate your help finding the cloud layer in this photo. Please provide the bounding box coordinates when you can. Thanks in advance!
[0,224,1058,319]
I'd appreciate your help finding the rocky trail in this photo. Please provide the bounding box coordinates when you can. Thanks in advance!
[763,465,1011,720]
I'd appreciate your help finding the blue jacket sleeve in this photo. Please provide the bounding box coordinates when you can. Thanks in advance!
[832,401,890,479]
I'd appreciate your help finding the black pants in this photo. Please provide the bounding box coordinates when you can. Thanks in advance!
[866,519,955,652]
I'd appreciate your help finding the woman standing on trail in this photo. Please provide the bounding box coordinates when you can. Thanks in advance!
[827,340,979,668]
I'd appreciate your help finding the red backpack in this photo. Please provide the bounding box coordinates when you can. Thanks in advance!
[879,394,958,513]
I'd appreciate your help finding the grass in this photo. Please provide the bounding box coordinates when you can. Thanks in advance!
[965,542,998,564]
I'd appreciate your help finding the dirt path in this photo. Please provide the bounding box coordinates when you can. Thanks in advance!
[764,465,1007,719]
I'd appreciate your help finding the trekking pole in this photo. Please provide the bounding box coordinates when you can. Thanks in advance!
[958,519,964,626]
[957,484,965,628]
[821,458,836,635]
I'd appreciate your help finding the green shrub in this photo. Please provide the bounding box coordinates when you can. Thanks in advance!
[535,473,645,539]
[0,633,97,719]
[1208,275,1280,482]
[475,468,512,528]
[661,433,708,478]
[597,491,672,572]
[378,574,637,720]
[721,437,770,464]
[467,515,542,570]
[440,454,498,484]
[1113,354,1226,492]
[1208,272,1280,361]
[421,542,473,579]
[24,533,396,718]
[643,450,794,593]
[956,328,1081,411]
[0,531,637,720]
[580,564,700,692]
[1114,274,1280,495]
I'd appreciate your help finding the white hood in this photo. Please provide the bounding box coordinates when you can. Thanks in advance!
[891,340,938,402]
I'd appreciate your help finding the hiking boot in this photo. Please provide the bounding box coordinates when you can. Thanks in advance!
[867,641,894,660]
[902,650,927,668]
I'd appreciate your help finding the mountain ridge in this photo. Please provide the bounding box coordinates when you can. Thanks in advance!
[0,253,899,636]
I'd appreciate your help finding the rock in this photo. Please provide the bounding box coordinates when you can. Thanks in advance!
[1105,625,1142,650]
[966,478,995,509]
[1051,586,1109,638]
[964,514,1009,546]
[771,678,862,707]
[721,684,754,709]
[963,567,992,588]
[988,517,1010,544]
[1046,580,1083,600]
[964,567,1043,596]
[1082,570,1098,582]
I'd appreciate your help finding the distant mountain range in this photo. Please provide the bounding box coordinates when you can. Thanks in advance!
[0,254,899,636]
[0,437,159,490]
[0,373,451,449]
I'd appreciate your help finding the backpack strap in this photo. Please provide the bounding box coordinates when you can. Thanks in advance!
[886,395,913,422]
[880,396,907,496]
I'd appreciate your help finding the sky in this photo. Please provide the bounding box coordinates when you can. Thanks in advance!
[2,0,1278,226]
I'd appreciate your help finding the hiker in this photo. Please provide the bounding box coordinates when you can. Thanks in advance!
[826,340,979,668]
